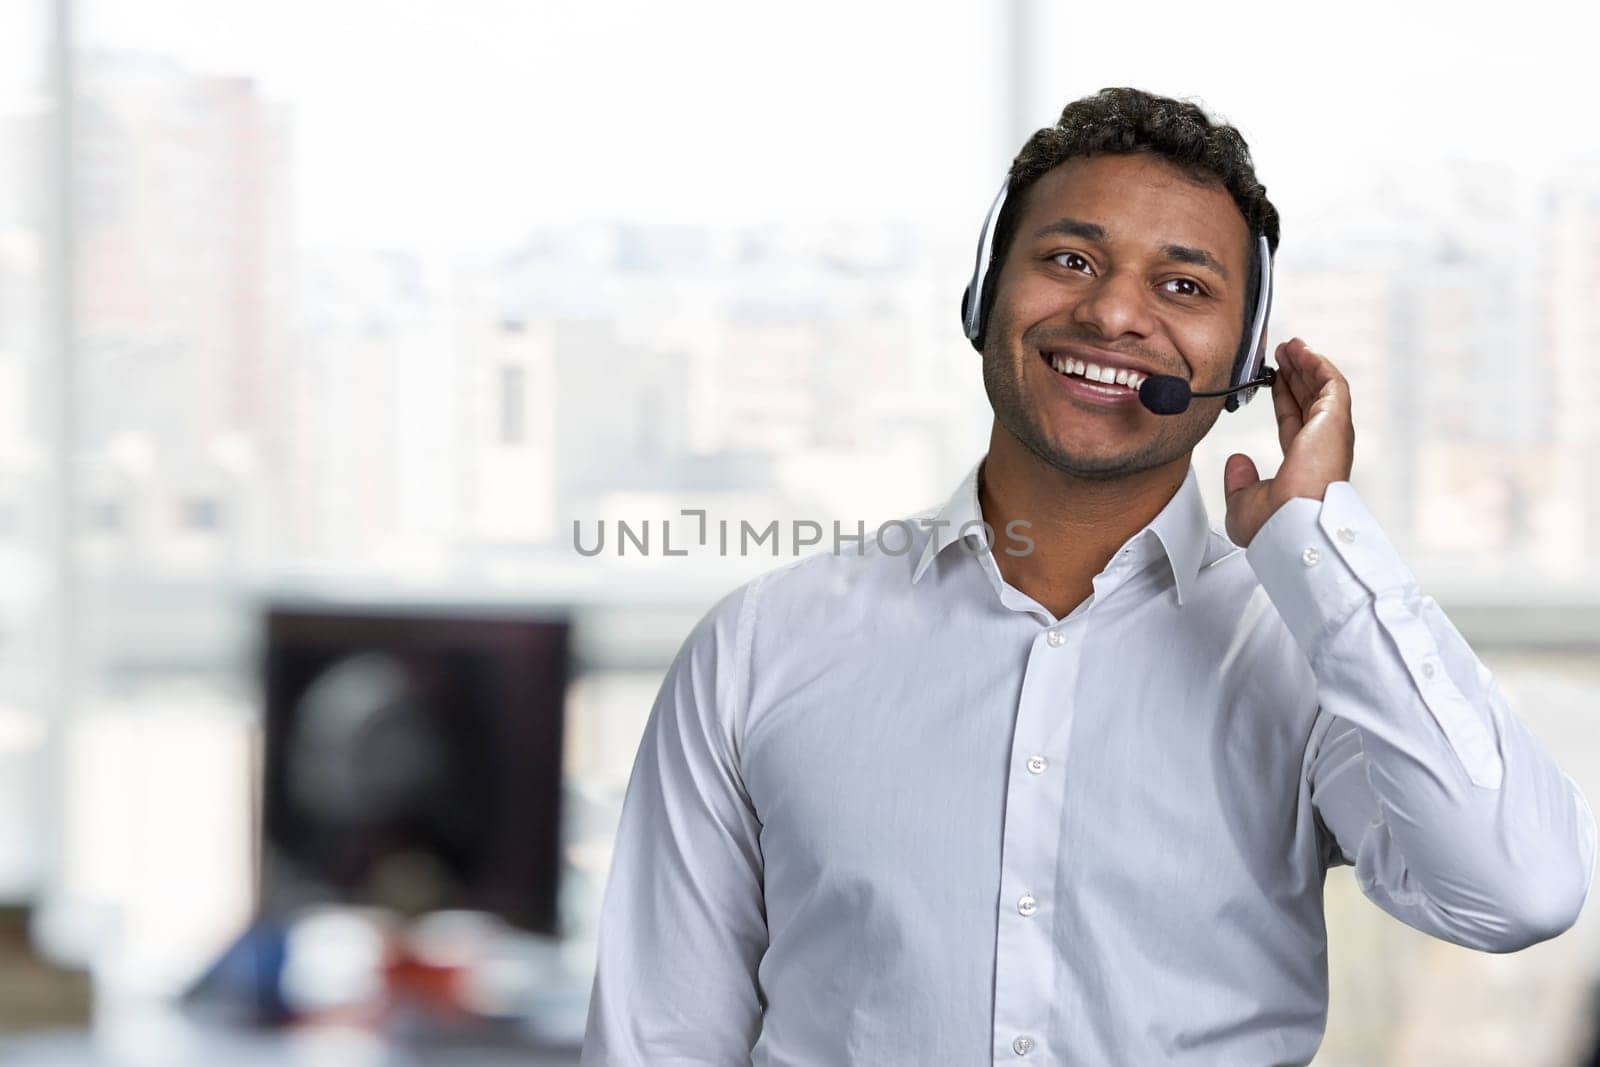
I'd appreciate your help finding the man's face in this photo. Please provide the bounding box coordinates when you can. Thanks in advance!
[980,152,1254,480]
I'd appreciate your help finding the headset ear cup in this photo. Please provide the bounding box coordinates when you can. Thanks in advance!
[1227,233,1274,412]
[1225,346,1257,412]
[972,263,1002,352]
[964,280,986,352]
[965,175,1010,351]
[1225,342,1254,413]
[961,284,985,352]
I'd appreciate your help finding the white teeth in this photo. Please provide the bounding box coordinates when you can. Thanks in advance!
[1045,353,1148,392]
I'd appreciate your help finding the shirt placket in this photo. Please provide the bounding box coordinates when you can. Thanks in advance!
[990,614,1086,1064]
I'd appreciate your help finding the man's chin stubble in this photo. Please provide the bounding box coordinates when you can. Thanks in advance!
[984,366,1201,482]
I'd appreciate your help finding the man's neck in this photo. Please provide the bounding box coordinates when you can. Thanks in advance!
[977,424,1190,621]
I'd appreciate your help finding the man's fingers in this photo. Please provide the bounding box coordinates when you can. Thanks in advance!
[1271,366,1302,453]
[1280,339,1315,411]
[1296,347,1351,423]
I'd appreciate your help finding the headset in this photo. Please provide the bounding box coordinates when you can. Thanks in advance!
[959,172,1275,413]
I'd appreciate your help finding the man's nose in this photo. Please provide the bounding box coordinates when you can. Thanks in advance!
[1070,269,1157,340]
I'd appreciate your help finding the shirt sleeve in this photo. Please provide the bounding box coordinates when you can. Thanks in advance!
[581,581,769,1065]
[1246,481,1598,953]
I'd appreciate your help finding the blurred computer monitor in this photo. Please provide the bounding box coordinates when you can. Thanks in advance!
[259,603,570,935]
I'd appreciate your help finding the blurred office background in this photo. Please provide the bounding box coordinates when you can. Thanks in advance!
[1,0,1598,1063]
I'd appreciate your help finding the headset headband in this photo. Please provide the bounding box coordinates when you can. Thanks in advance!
[961,173,1275,412]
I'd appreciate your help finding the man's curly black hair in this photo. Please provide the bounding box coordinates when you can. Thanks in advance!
[971,86,1281,353]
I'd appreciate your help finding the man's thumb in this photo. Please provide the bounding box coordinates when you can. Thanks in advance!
[1224,453,1260,499]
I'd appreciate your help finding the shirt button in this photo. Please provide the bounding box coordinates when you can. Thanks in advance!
[1012,1035,1036,1056]
[1336,526,1357,543]
[1301,547,1320,566]
[1017,893,1038,917]
[1026,755,1048,775]
[1046,629,1065,647]
[1422,660,1437,679]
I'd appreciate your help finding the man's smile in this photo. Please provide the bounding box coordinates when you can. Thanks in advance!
[1035,349,1146,407]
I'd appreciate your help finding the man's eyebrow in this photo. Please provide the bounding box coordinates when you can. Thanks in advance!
[1160,243,1229,283]
[1031,217,1231,284]
[1031,217,1107,243]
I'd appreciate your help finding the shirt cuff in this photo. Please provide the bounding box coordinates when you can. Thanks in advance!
[1244,481,1420,659]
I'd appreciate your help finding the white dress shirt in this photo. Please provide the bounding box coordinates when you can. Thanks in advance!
[582,455,1597,1066]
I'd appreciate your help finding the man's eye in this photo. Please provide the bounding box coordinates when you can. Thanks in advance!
[1050,252,1091,273]
[1164,278,1205,297]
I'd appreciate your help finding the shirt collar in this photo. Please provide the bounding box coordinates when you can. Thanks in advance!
[909,454,1212,607]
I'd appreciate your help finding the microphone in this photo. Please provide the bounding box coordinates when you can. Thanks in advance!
[1138,366,1277,415]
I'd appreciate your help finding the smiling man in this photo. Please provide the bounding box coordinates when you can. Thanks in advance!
[582,87,1596,1066]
